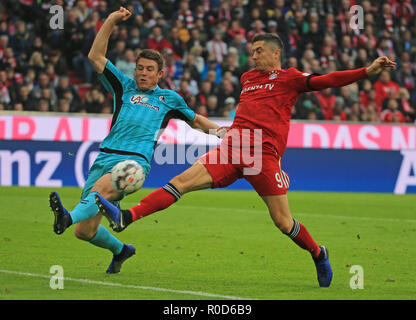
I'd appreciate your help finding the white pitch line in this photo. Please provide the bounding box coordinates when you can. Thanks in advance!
[176,205,416,224]
[0,269,254,300]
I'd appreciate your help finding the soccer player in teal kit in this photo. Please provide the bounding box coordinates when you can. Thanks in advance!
[49,7,221,274]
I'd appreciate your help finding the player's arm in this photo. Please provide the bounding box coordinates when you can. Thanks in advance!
[88,7,132,73]
[188,114,226,138]
[308,56,396,91]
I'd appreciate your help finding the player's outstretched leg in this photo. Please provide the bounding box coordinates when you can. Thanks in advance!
[96,182,183,232]
[106,243,136,274]
[49,191,72,235]
[313,245,333,287]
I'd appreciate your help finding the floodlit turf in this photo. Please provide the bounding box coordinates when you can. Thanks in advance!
[0,186,415,300]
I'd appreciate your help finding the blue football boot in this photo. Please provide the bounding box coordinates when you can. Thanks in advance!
[49,191,71,235]
[314,245,333,287]
[106,244,136,274]
[95,193,129,232]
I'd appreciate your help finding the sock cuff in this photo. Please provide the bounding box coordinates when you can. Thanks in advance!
[162,183,181,201]
[287,219,301,239]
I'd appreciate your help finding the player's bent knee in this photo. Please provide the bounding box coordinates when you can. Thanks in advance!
[271,216,293,234]
[74,224,98,241]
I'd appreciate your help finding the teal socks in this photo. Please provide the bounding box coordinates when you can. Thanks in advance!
[89,225,124,255]
[69,192,100,224]
[69,191,124,255]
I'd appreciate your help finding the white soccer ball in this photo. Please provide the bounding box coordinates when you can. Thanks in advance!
[111,160,145,194]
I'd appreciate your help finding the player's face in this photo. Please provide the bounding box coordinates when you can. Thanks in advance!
[135,58,164,91]
[252,41,281,72]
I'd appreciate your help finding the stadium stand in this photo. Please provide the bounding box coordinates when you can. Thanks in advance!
[0,0,415,123]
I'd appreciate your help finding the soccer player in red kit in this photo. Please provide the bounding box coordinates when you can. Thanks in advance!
[95,34,396,287]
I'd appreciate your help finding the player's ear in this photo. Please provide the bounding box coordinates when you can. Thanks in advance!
[275,49,281,60]
[157,68,165,80]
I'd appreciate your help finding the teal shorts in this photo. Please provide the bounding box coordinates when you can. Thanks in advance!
[81,151,151,202]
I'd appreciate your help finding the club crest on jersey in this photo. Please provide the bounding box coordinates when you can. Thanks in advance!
[159,95,165,102]
[269,73,278,80]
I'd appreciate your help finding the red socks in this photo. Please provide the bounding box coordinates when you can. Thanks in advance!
[130,183,181,222]
[287,219,321,259]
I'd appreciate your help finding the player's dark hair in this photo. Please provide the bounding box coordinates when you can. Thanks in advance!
[252,33,285,62]
[136,49,165,71]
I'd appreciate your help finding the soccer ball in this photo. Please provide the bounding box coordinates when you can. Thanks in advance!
[111,160,145,194]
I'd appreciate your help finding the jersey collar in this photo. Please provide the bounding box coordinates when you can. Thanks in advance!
[138,85,161,94]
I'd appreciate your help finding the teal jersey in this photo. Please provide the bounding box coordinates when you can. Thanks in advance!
[97,60,196,163]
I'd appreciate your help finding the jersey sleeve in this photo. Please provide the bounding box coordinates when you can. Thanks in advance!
[286,68,320,93]
[97,60,136,95]
[169,91,196,122]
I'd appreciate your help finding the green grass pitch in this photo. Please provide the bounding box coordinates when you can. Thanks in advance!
[0,186,415,300]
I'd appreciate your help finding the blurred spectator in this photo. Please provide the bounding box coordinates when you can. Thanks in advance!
[206,30,228,64]
[380,98,406,123]
[227,20,246,43]
[180,69,199,96]
[40,87,57,111]
[72,18,95,83]
[314,88,336,120]
[9,20,32,57]
[399,87,415,122]
[57,98,71,113]
[48,50,68,77]
[126,27,146,50]
[115,49,136,79]
[197,80,213,106]
[195,104,208,117]
[333,97,347,121]
[37,98,50,112]
[147,25,173,53]
[246,19,265,42]
[361,104,380,123]
[167,27,185,59]
[223,96,237,120]
[55,75,82,111]
[373,71,400,108]
[187,27,205,51]
[396,61,415,93]
[217,78,238,111]
[189,45,205,74]
[173,0,194,30]
[108,40,127,63]
[27,51,45,77]
[83,88,105,113]
[177,78,193,106]
[0,70,11,106]
[206,94,219,117]
[15,83,37,111]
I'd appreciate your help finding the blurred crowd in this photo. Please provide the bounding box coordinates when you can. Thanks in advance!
[1,0,416,123]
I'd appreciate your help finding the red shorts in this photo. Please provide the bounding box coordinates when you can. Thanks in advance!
[198,143,290,196]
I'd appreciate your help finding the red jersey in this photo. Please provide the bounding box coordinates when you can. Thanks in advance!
[230,68,314,157]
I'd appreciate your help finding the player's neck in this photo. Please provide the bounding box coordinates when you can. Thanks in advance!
[260,63,282,73]
[138,84,158,92]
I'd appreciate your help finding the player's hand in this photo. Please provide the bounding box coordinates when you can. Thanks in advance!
[108,7,132,23]
[366,56,396,77]
[216,126,229,139]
